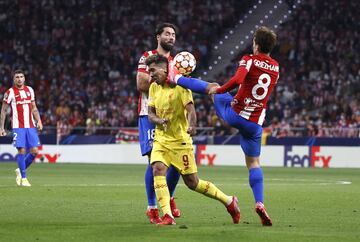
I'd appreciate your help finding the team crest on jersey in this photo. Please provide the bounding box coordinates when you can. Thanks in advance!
[139,56,146,63]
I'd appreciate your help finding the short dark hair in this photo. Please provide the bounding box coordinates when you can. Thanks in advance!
[155,22,178,37]
[145,54,169,67]
[254,26,277,53]
[12,69,25,78]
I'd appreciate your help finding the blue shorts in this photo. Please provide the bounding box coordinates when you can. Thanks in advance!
[214,93,262,157]
[12,128,41,149]
[138,116,155,156]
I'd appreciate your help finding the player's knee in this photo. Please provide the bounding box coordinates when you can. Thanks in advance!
[205,82,220,94]
[152,162,167,176]
[183,176,199,190]
[30,148,39,156]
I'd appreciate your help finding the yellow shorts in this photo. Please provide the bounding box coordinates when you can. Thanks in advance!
[150,141,197,175]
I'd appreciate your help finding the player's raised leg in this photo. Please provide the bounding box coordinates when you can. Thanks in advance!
[167,66,219,95]
[182,173,240,224]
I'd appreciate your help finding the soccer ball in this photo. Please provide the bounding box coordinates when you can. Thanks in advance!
[173,51,196,75]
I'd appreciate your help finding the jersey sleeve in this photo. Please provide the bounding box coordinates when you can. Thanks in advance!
[28,86,35,101]
[3,89,12,104]
[181,88,194,107]
[137,52,149,74]
[148,83,155,107]
[217,55,252,94]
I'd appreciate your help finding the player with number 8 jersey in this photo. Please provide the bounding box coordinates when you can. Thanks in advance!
[167,26,278,226]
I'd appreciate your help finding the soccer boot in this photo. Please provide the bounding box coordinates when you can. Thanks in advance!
[15,168,22,186]
[146,208,162,224]
[226,196,240,224]
[21,178,31,187]
[156,213,176,226]
[167,60,182,84]
[255,202,273,226]
[170,197,181,218]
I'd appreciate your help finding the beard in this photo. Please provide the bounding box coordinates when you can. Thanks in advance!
[160,40,174,52]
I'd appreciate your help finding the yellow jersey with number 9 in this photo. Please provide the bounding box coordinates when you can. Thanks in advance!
[148,83,194,148]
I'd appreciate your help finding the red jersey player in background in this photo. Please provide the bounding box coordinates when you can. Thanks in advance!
[136,23,181,224]
[168,26,278,226]
[0,70,43,187]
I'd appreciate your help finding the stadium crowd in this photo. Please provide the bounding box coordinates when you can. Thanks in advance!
[0,0,358,138]
[207,0,360,137]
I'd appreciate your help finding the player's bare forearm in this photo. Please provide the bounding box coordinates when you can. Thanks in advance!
[185,102,197,135]
[32,108,41,123]
[0,103,8,130]
[137,72,150,92]
[31,102,43,131]
[148,106,168,128]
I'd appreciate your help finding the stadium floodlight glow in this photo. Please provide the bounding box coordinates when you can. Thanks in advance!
[269,10,273,14]
[240,41,244,44]
[260,20,264,24]
[245,35,249,39]
[279,20,283,24]
[229,30,234,34]
[249,10,252,14]
[225,35,228,39]
[218,56,222,60]
[288,10,292,13]
[230,51,234,55]
[219,41,223,45]
[293,5,296,8]
[250,30,254,34]
[274,5,277,9]
[258,0,262,3]
[255,25,259,28]
[284,15,288,18]
[214,45,218,49]
[253,5,257,9]
[203,71,207,75]
[235,46,239,49]
[265,15,268,19]
[214,61,218,64]
[278,0,282,3]
[244,15,248,19]
[274,24,278,28]
[209,66,213,70]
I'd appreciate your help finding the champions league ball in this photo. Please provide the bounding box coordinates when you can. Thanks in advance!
[173,51,196,75]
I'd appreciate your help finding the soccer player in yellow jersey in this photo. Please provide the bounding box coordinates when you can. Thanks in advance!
[146,54,240,225]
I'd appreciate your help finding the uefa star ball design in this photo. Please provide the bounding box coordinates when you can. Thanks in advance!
[173,51,196,75]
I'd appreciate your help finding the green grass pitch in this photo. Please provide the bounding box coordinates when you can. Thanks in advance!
[0,163,359,242]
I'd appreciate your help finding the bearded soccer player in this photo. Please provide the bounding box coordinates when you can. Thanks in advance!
[0,70,43,187]
[168,26,278,226]
[136,23,181,223]
[146,54,240,225]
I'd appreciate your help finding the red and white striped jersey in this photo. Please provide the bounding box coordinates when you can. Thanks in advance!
[3,85,36,128]
[217,53,279,125]
[137,49,173,116]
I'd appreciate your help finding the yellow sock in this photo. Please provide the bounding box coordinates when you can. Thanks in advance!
[154,176,171,216]
[195,179,230,205]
